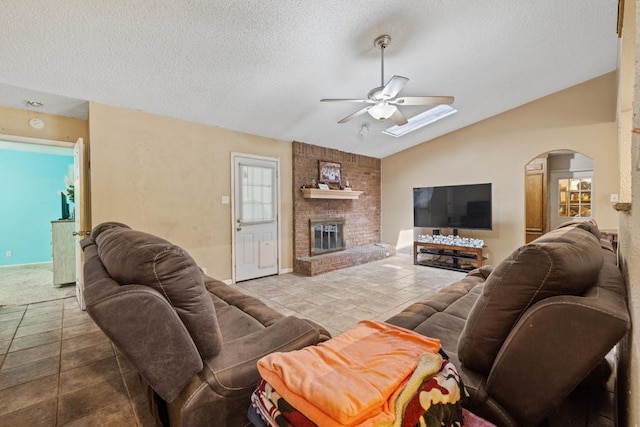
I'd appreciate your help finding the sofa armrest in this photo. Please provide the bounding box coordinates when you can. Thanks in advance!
[202,316,322,397]
[485,291,630,426]
[86,285,203,403]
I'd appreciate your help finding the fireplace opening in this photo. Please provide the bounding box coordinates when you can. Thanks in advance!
[310,218,346,256]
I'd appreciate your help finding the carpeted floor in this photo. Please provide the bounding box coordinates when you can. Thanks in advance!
[0,263,76,307]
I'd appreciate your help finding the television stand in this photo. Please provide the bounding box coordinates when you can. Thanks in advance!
[413,241,485,273]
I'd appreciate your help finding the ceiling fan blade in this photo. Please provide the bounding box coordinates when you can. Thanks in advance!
[381,75,409,99]
[321,98,374,103]
[390,109,408,126]
[392,96,454,106]
[338,106,371,124]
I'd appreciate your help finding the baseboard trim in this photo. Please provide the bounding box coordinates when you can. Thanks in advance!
[0,261,52,269]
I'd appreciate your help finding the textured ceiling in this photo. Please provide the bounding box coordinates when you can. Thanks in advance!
[0,0,620,158]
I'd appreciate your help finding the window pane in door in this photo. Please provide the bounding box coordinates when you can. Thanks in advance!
[239,164,274,222]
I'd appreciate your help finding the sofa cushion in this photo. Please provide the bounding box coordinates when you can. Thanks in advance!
[554,219,601,240]
[204,276,284,327]
[385,272,485,331]
[458,224,603,374]
[92,222,222,359]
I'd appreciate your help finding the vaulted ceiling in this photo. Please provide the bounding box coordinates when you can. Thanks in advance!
[0,0,620,158]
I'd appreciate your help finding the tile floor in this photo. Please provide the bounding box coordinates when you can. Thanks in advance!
[0,254,464,426]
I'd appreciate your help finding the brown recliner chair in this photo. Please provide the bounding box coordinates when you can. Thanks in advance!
[81,222,330,426]
[387,221,631,426]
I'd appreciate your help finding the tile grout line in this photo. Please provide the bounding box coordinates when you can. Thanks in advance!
[111,341,142,426]
[0,307,27,372]
[54,300,66,426]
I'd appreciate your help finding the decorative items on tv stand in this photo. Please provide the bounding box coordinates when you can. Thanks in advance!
[414,233,486,272]
[416,234,484,248]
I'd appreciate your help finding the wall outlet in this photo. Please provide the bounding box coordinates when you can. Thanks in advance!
[221,196,230,205]
[5,251,12,257]
[610,193,619,203]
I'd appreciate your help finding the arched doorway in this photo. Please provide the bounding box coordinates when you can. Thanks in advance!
[525,150,594,243]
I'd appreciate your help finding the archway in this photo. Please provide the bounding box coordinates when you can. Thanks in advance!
[524,150,594,243]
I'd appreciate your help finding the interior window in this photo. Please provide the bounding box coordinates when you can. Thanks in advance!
[557,177,592,218]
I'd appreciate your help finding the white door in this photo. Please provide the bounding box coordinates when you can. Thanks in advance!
[73,138,89,309]
[233,155,279,282]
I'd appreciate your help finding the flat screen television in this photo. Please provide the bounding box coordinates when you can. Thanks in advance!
[413,183,492,231]
[60,192,70,220]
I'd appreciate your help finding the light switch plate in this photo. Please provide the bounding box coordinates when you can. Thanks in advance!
[610,193,619,203]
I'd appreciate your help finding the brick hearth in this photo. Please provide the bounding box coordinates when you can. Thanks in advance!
[294,244,395,276]
[293,141,393,275]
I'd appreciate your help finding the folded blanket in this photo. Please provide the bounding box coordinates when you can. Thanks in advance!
[390,355,462,427]
[252,379,316,427]
[251,356,465,427]
[251,379,280,427]
[257,320,441,427]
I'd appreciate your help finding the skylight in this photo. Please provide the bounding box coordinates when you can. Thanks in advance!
[383,105,457,137]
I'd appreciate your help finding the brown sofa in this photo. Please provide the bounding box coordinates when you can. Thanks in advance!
[81,222,330,427]
[386,221,631,426]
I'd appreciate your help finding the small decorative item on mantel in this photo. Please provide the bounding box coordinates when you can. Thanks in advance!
[302,179,318,189]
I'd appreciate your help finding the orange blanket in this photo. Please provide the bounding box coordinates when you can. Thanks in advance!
[256,320,441,427]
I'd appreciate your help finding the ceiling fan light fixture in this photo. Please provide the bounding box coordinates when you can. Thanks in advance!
[383,105,457,137]
[368,104,397,120]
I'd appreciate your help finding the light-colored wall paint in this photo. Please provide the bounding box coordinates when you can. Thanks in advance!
[87,102,293,281]
[619,0,636,204]
[381,72,618,265]
[618,0,640,424]
[0,105,88,144]
[547,152,593,172]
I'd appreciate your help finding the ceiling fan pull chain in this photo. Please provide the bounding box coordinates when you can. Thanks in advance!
[380,42,385,87]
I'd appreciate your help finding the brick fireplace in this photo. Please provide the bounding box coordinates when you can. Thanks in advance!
[293,141,394,275]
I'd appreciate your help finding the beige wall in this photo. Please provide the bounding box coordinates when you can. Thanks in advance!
[0,105,88,144]
[381,72,618,264]
[88,102,293,281]
[618,0,640,424]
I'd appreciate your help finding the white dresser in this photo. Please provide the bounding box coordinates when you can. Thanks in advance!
[51,220,76,287]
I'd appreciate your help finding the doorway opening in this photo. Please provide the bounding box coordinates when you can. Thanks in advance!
[525,150,594,243]
[0,136,80,306]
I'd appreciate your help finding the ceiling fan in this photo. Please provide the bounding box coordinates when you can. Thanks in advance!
[321,35,454,126]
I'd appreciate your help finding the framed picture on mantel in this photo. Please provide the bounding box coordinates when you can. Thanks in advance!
[319,160,341,184]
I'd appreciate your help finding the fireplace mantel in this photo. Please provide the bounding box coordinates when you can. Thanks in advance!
[301,188,363,199]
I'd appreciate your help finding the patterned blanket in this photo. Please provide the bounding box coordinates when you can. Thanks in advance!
[251,353,464,427]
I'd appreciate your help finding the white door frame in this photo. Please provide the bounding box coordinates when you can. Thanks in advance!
[230,152,282,283]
